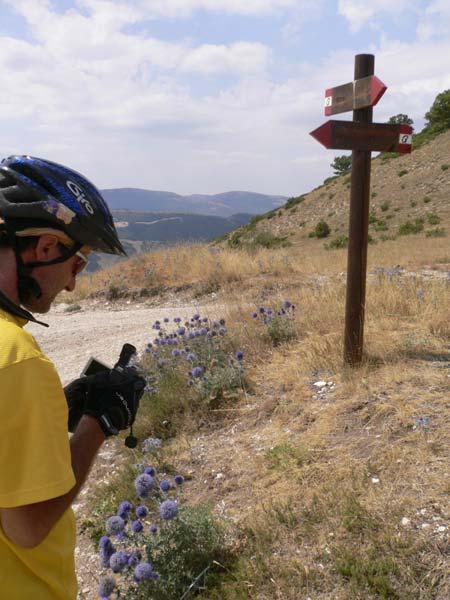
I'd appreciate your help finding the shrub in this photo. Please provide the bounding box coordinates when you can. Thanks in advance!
[398,170,408,177]
[285,195,305,209]
[371,192,378,198]
[426,212,441,225]
[410,200,417,207]
[311,220,331,239]
[398,219,424,235]
[368,211,377,225]
[249,232,290,249]
[325,235,349,250]
[380,201,390,212]
[423,196,431,203]
[373,220,388,232]
[441,164,449,171]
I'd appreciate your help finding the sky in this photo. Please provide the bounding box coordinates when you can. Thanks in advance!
[1,0,450,197]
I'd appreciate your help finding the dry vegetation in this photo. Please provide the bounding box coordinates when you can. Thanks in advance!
[80,231,449,599]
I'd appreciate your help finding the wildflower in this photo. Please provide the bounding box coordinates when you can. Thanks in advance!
[219,318,226,325]
[174,317,181,323]
[127,552,141,568]
[192,366,204,378]
[172,349,181,357]
[134,562,154,582]
[98,576,116,599]
[283,300,292,309]
[142,438,161,453]
[235,351,244,361]
[177,326,186,335]
[164,317,169,322]
[200,328,208,335]
[187,353,196,362]
[143,466,156,476]
[259,307,265,314]
[131,520,143,533]
[212,321,220,328]
[105,516,125,537]
[252,312,258,318]
[160,499,178,520]
[159,479,171,492]
[109,551,128,573]
[99,536,115,568]
[174,475,184,486]
[192,313,200,321]
[117,500,132,514]
[149,523,158,534]
[135,505,148,518]
[218,327,227,336]
[134,474,154,498]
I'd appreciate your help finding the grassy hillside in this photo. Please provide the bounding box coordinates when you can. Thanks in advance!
[220,129,450,252]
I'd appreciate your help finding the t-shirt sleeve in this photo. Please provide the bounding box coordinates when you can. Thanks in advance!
[0,356,76,508]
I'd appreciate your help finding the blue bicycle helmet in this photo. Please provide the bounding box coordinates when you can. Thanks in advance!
[0,155,125,255]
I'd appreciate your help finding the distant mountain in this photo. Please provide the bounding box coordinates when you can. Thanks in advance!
[101,188,286,216]
[85,210,254,273]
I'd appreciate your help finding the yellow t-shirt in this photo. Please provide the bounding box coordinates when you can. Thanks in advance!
[0,308,77,599]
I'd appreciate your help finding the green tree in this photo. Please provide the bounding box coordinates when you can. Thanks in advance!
[331,155,351,176]
[388,114,414,126]
[424,89,450,133]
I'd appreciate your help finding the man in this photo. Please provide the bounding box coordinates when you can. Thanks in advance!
[0,156,145,598]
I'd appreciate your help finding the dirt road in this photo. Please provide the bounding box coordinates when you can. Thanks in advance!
[27,300,224,384]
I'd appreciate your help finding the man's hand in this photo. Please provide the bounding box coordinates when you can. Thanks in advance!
[64,368,146,436]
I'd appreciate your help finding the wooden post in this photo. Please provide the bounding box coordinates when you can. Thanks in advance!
[343,54,374,366]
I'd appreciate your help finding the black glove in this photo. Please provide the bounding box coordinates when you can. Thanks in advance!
[64,368,146,437]
[64,376,91,433]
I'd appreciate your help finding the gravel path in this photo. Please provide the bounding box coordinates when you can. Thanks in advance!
[27,300,225,385]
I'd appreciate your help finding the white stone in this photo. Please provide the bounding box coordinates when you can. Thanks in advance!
[401,517,410,526]
[421,523,430,529]
[371,477,380,484]
[313,381,327,388]
[436,526,447,533]
[216,473,224,479]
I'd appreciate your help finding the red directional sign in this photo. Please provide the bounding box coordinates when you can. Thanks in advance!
[310,121,412,153]
[324,75,387,116]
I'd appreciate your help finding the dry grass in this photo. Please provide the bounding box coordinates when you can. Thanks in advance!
[84,233,449,599]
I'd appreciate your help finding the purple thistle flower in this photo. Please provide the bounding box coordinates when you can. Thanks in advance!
[118,500,132,514]
[98,576,116,598]
[212,321,220,328]
[177,327,186,335]
[105,516,125,536]
[187,379,194,386]
[200,328,208,335]
[135,505,148,518]
[259,307,265,314]
[143,466,156,476]
[159,479,171,492]
[219,318,226,325]
[128,552,141,568]
[174,317,181,323]
[218,327,227,336]
[252,312,258,318]
[174,475,184,485]
[187,353,196,362]
[99,536,115,568]
[282,300,292,309]
[266,308,273,316]
[131,520,143,533]
[134,473,155,498]
[236,351,244,361]
[160,499,178,520]
[134,562,154,582]
[149,523,158,534]
[109,551,128,573]
[192,366,204,378]
[192,313,200,321]
[164,317,169,322]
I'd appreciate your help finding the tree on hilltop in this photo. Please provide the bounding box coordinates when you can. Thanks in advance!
[424,89,450,133]
[331,155,351,176]
[388,114,414,127]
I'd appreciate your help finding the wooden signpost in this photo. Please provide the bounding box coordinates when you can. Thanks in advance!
[310,54,413,366]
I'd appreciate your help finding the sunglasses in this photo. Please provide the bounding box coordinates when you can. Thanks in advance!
[73,249,89,275]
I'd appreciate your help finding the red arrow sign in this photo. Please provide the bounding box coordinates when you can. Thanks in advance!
[324,75,387,116]
[310,121,412,153]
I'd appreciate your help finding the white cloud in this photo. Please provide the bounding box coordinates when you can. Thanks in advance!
[181,42,271,74]
[338,0,414,32]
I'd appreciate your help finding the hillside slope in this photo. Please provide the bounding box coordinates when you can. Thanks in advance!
[224,130,450,249]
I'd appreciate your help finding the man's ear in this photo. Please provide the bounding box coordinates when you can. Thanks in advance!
[30,235,60,262]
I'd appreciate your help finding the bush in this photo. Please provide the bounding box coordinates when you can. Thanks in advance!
[249,232,290,249]
[426,212,441,225]
[373,220,388,232]
[423,196,431,203]
[398,219,424,235]
[310,220,331,239]
[410,200,417,207]
[398,169,408,177]
[285,195,305,209]
[441,164,449,171]
[325,236,349,250]
[380,201,390,212]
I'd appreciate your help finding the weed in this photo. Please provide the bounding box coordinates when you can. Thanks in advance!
[325,235,348,250]
[423,196,431,203]
[398,169,408,177]
[441,164,449,171]
[410,200,417,207]
[380,201,390,211]
[398,219,424,235]
[426,212,441,225]
[426,227,446,237]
